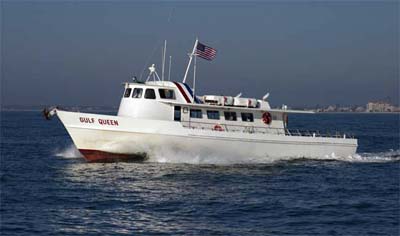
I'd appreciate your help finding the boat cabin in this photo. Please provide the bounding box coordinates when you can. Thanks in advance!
[117,81,305,134]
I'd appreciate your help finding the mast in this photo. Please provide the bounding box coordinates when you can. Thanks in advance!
[183,39,198,83]
[193,53,197,103]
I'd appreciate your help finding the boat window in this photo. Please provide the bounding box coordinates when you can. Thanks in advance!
[144,89,156,99]
[159,89,175,99]
[224,111,237,121]
[174,106,181,121]
[123,88,132,98]
[132,88,143,98]
[207,110,220,120]
[190,109,202,119]
[241,113,254,122]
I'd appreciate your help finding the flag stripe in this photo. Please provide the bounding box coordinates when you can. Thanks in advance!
[196,42,217,61]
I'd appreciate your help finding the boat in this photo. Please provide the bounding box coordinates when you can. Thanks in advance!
[44,39,358,162]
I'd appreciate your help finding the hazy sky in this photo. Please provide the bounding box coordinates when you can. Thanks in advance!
[1,1,399,107]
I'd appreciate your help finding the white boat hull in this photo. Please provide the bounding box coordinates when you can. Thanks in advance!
[56,110,357,162]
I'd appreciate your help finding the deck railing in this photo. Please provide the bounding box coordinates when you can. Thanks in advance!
[180,121,355,139]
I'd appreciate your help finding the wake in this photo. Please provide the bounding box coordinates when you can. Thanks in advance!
[54,144,399,164]
[341,150,400,163]
[149,149,400,165]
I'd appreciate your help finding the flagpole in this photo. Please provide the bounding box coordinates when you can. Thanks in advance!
[183,38,198,83]
[193,54,197,103]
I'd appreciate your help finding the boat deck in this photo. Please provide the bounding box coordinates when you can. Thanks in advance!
[181,121,355,139]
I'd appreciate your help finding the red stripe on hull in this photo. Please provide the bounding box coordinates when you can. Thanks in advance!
[79,149,147,162]
[173,82,191,103]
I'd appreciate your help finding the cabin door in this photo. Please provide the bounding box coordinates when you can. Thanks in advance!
[174,106,181,121]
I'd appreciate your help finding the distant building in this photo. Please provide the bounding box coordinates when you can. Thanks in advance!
[354,106,365,112]
[309,102,399,113]
[325,105,337,112]
[366,101,399,112]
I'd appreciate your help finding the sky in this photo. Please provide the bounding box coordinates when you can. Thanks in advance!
[1,1,399,108]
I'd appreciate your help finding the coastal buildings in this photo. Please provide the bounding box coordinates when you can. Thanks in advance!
[366,101,399,112]
[312,101,399,113]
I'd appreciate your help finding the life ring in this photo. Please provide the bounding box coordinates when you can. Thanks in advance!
[213,124,224,131]
[262,112,272,125]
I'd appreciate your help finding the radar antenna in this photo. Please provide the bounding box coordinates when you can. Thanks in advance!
[262,93,270,101]
[146,64,161,82]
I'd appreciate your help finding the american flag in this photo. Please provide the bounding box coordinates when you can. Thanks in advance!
[196,42,217,61]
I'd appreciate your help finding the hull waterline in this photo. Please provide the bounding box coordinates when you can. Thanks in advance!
[78,149,147,162]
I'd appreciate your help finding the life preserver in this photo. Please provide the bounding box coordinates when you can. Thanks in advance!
[213,124,224,131]
[262,112,272,125]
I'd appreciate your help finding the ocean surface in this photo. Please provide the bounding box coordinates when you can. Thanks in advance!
[1,111,399,235]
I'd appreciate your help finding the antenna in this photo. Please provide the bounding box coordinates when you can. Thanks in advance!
[168,55,172,81]
[161,40,167,81]
[139,40,162,81]
[235,93,242,98]
[139,8,175,82]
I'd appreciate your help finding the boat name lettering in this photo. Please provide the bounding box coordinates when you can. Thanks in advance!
[79,117,119,126]
[98,118,119,126]
[79,117,95,123]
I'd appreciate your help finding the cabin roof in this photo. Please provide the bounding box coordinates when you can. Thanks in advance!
[123,81,176,89]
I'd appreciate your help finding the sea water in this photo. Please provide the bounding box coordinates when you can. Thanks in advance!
[1,111,399,235]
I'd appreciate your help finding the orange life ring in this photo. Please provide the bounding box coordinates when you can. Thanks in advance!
[213,124,224,131]
[262,112,272,125]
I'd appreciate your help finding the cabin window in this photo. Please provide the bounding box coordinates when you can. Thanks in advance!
[224,111,237,121]
[159,89,175,99]
[207,110,220,120]
[144,89,156,99]
[132,88,143,98]
[190,109,202,119]
[241,113,254,122]
[124,88,132,98]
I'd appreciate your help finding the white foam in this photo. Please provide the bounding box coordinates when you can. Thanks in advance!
[53,142,399,164]
[54,144,82,158]
[341,150,400,163]
[148,148,400,165]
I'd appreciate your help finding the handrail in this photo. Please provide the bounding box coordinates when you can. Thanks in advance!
[180,121,355,139]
